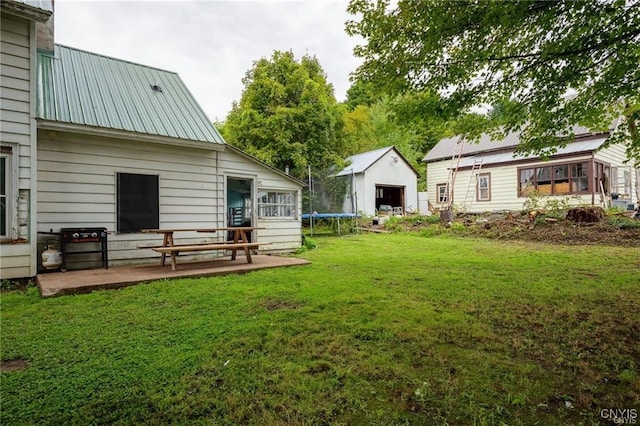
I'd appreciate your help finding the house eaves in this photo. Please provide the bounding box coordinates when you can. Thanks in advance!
[36,44,224,147]
[224,145,306,187]
[1,0,52,21]
[455,137,608,169]
[423,125,609,164]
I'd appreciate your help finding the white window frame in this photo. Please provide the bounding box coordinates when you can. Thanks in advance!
[436,183,448,203]
[258,190,297,219]
[0,145,17,241]
[477,173,491,201]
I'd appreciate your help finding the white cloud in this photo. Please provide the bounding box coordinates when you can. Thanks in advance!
[53,0,363,122]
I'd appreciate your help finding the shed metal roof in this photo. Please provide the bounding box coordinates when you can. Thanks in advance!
[36,44,224,145]
[335,146,419,177]
[335,146,394,176]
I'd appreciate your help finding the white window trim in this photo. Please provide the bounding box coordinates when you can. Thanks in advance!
[257,189,298,219]
[0,145,18,241]
[477,173,491,201]
[436,183,448,203]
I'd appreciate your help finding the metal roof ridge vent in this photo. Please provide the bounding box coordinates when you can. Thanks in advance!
[150,83,163,93]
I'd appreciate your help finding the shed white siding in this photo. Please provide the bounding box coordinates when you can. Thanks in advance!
[345,149,418,216]
[1,14,38,278]
[37,131,225,269]
[218,148,302,253]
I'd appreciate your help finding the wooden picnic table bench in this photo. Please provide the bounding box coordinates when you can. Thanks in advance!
[140,227,267,271]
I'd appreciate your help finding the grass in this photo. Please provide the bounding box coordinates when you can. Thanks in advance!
[1,234,639,425]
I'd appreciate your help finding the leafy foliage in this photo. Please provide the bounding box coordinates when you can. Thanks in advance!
[220,51,345,180]
[346,0,640,162]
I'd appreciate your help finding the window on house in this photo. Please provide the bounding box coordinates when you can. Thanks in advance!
[571,163,589,193]
[611,167,632,197]
[117,173,159,233]
[477,173,490,201]
[1,155,8,238]
[1,146,15,240]
[258,191,296,218]
[518,161,591,196]
[436,183,448,203]
[623,170,632,197]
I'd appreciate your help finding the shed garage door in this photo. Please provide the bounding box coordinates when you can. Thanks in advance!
[375,185,404,211]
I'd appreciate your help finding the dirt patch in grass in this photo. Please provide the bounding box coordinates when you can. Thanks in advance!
[259,298,302,311]
[0,358,30,372]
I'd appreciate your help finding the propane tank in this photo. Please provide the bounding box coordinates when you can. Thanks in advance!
[42,244,63,270]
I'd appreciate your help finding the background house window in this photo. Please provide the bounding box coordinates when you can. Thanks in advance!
[436,183,448,203]
[611,167,632,198]
[477,173,490,201]
[571,162,589,192]
[553,165,569,193]
[519,161,590,196]
[258,191,296,218]
[117,173,159,233]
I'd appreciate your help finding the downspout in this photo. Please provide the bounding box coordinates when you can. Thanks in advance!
[591,152,596,206]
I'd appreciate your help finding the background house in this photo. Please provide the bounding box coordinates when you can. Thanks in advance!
[1,0,52,278]
[1,1,303,279]
[335,146,419,216]
[423,127,639,213]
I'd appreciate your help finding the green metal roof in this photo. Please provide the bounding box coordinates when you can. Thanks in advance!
[36,44,224,145]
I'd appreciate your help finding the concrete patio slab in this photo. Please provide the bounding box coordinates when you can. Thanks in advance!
[36,255,311,298]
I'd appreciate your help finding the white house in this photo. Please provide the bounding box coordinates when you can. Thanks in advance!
[423,127,639,213]
[335,146,419,216]
[1,0,53,278]
[1,1,303,279]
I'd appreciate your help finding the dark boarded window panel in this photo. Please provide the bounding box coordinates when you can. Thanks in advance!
[117,173,159,233]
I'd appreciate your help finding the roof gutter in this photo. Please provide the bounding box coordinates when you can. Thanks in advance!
[36,120,225,151]
[1,1,52,22]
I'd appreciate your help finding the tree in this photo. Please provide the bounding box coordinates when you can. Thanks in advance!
[220,50,345,180]
[346,0,640,162]
[341,95,431,189]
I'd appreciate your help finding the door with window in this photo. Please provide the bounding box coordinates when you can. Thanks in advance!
[226,177,254,241]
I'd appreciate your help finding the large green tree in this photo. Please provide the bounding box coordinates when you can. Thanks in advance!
[346,0,640,162]
[220,50,345,180]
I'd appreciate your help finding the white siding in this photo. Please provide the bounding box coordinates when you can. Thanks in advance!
[350,150,418,216]
[427,147,638,213]
[595,143,638,205]
[37,131,225,269]
[218,148,302,253]
[0,15,37,279]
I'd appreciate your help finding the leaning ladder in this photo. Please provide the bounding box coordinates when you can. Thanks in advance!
[462,159,484,212]
[442,138,465,210]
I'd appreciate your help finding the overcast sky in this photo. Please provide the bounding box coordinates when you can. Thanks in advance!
[53,0,363,122]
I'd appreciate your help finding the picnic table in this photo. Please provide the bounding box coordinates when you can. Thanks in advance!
[140,227,267,271]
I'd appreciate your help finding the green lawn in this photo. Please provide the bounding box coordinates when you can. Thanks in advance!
[1,234,639,425]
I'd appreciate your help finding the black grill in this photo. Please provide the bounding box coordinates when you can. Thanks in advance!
[60,227,108,269]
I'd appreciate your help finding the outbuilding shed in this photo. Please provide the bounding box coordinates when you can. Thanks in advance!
[335,146,419,216]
